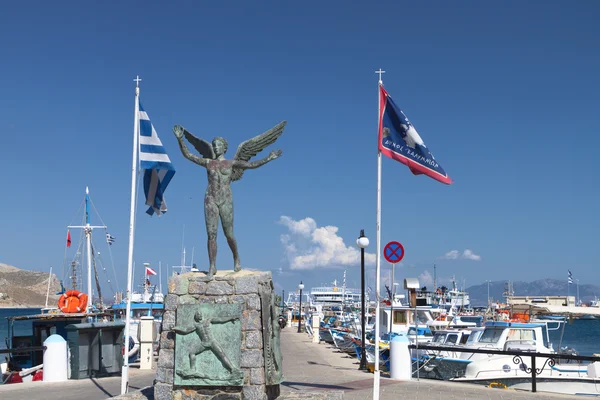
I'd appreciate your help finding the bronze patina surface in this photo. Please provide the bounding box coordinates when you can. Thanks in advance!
[173,303,243,386]
[173,122,286,277]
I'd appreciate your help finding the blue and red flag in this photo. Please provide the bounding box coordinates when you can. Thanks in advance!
[378,86,452,185]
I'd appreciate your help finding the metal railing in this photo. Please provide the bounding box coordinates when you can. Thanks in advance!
[0,346,46,355]
[408,343,600,392]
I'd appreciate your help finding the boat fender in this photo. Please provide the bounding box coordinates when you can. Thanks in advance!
[32,370,43,381]
[5,372,23,384]
[488,382,507,389]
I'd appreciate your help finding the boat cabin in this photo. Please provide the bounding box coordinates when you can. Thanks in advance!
[378,304,434,335]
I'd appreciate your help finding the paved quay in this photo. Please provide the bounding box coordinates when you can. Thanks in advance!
[0,363,156,400]
[0,329,590,400]
[279,328,584,400]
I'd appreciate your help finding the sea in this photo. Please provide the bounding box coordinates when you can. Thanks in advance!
[1,308,600,356]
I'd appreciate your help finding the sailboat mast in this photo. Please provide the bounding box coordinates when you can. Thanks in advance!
[85,187,93,310]
[45,266,52,308]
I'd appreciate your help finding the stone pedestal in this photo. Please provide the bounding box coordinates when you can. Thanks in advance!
[155,270,283,400]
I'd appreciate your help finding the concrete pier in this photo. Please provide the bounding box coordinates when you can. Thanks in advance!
[279,328,581,400]
[0,329,585,400]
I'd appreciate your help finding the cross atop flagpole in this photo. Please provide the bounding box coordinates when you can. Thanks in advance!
[375,68,385,84]
[134,75,142,87]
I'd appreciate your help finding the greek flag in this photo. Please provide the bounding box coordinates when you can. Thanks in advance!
[568,270,573,285]
[139,103,176,216]
[106,233,115,245]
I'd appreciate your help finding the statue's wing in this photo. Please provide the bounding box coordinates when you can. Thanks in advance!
[183,129,215,159]
[231,121,286,182]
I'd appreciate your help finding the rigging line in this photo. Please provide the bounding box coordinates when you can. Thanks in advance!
[62,198,85,283]
[96,238,117,295]
[89,197,108,228]
[67,198,86,227]
[72,221,86,292]
[90,243,104,309]
[104,229,121,293]
[86,195,119,295]
[61,235,70,287]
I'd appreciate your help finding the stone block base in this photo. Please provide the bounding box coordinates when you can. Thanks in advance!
[155,270,282,400]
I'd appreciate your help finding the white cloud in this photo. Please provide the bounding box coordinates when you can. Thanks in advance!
[418,270,434,287]
[443,250,460,260]
[279,216,376,270]
[442,249,481,261]
[462,249,482,261]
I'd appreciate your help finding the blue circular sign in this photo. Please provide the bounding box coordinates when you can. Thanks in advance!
[383,241,404,263]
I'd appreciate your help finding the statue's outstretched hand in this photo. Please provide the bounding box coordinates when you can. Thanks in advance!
[173,125,184,139]
[269,149,283,161]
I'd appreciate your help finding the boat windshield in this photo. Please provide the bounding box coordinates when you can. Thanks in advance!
[432,333,446,343]
[466,330,483,345]
[478,328,504,344]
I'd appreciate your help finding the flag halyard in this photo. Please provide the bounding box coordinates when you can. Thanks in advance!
[378,86,452,185]
[139,103,176,216]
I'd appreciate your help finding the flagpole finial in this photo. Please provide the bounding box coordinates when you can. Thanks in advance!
[375,69,385,85]
[134,75,142,87]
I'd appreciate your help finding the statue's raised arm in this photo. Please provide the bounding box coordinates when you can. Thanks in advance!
[173,125,215,167]
[231,121,286,181]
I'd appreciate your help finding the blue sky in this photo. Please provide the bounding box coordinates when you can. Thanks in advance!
[1,1,599,301]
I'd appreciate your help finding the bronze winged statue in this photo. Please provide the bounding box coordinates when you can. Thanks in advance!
[173,121,286,277]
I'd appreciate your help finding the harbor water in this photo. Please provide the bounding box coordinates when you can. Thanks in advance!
[1,308,600,355]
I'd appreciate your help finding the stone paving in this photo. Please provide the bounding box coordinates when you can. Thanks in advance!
[279,328,585,400]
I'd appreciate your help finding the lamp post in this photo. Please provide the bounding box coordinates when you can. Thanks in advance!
[297,281,304,333]
[356,229,369,370]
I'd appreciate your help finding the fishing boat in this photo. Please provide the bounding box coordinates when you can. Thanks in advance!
[416,277,471,310]
[1,187,121,384]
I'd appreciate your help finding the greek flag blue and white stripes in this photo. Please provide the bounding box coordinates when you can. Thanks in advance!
[106,233,115,245]
[568,270,573,285]
[139,103,176,216]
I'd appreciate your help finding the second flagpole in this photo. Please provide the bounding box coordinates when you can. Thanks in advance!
[373,68,385,400]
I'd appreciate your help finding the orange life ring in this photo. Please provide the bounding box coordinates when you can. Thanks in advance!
[57,290,88,313]
[509,312,530,322]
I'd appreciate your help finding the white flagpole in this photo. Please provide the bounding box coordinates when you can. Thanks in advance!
[373,68,385,400]
[121,75,142,394]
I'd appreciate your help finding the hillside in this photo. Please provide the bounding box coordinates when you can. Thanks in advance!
[0,263,61,307]
[466,279,600,306]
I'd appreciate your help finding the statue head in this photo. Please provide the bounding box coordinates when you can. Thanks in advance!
[194,311,203,322]
[212,137,228,156]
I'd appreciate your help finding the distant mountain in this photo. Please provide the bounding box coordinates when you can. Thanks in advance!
[466,279,600,307]
[0,263,60,307]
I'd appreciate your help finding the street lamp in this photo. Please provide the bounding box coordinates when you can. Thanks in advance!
[297,281,304,333]
[356,229,369,370]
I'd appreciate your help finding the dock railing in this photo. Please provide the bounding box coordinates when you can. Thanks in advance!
[0,346,46,355]
[408,343,600,393]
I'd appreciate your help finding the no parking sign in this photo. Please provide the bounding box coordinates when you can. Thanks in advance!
[383,241,404,264]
